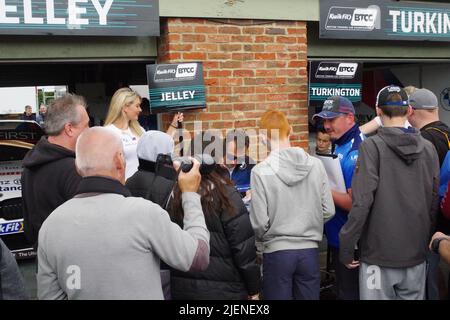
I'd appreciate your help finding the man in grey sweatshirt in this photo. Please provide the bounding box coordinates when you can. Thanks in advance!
[37,127,210,300]
[250,110,335,300]
[339,86,440,300]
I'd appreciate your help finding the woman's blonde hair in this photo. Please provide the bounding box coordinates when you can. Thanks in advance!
[104,87,143,137]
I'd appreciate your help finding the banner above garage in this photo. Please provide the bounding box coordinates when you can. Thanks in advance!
[320,0,450,42]
[0,0,159,36]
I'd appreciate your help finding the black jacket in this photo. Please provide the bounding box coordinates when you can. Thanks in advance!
[340,127,440,268]
[125,159,175,209]
[421,121,450,233]
[21,137,82,245]
[169,185,260,300]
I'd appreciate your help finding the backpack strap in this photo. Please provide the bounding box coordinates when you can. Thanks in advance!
[425,127,450,149]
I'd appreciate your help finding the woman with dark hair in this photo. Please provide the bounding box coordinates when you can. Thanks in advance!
[168,132,261,300]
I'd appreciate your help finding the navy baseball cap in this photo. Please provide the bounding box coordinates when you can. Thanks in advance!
[312,96,356,120]
[376,85,409,107]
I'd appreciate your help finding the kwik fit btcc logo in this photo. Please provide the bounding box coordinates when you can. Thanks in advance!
[154,63,198,82]
[315,62,358,79]
[0,220,24,236]
[325,5,381,31]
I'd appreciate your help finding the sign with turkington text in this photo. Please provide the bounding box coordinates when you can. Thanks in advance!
[0,0,159,36]
[320,0,450,42]
[309,61,362,107]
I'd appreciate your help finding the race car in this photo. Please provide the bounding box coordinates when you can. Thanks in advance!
[0,120,44,259]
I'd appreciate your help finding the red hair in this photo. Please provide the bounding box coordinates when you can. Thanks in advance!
[260,110,290,140]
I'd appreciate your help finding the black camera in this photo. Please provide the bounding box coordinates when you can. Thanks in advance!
[175,154,216,175]
[155,153,177,180]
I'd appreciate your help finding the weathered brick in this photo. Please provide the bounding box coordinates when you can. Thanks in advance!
[244,44,265,52]
[183,52,206,60]
[220,44,243,52]
[221,61,242,68]
[242,61,265,69]
[231,53,253,62]
[243,27,264,35]
[266,28,286,35]
[256,70,277,77]
[276,36,297,44]
[218,26,241,34]
[287,28,306,35]
[255,36,274,43]
[182,34,206,42]
[207,35,231,43]
[265,44,286,52]
[194,26,218,34]
[208,52,232,60]
[195,43,218,52]
[230,35,253,43]
[233,69,255,77]
[233,87,255,94]
[209,70,232,77]
[255,53,276,60]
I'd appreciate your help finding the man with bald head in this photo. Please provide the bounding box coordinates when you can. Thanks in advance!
[37,127,210,300]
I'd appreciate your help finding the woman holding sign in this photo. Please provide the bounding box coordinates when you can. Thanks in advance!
[104,87,144,180]
[104,87,184,180]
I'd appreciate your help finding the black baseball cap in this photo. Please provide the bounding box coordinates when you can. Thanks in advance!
[376,85,409,107]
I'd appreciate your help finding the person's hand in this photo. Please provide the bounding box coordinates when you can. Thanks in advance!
[248,293,260,300]
[176,157,201,193]
[345,260,360,269]
[171,112,184,127]
[429,232,449,250]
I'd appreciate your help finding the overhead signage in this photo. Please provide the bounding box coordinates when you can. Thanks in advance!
[309,61,362,107]
[147,63,206,113]
[0,0,159,36]
[320,0,450,42]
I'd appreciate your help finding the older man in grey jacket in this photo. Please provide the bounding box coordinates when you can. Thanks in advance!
[37,127,210,300]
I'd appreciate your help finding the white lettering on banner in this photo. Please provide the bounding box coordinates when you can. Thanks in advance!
[311,87,361,97]
[68,0,88,25]
[161,90,195,102]
[0,0,20,23]
[390,9,450,35]
[47,0,66,24]
[0,0,114,25]
[24,0,43,24]
[91,0,113,25]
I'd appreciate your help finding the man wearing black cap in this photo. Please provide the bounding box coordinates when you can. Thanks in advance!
[313,96,364,300]
[339,85,440,300]
[408,88,450,300]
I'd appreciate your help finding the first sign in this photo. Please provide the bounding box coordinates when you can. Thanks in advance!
[0,0,159,36]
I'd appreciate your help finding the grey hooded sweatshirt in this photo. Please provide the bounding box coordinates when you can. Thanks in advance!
[339,127,440,268]
[250,147,335,253]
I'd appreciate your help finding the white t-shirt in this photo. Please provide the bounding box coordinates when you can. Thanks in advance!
[105,124,142,180]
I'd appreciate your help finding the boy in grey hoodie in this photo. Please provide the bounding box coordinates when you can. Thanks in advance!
[339,86,440,300]
[250,110,335,300]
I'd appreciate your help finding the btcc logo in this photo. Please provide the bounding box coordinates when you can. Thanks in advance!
[336,63,358,77]
[325,5,381,31]
[315,62,358,79]
[175,63,197,79]
[351,8,377,28]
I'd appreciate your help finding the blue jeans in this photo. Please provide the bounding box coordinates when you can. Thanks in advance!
[263,248,320,300]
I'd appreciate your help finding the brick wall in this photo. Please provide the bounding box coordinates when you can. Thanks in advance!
[158,18,308,150]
